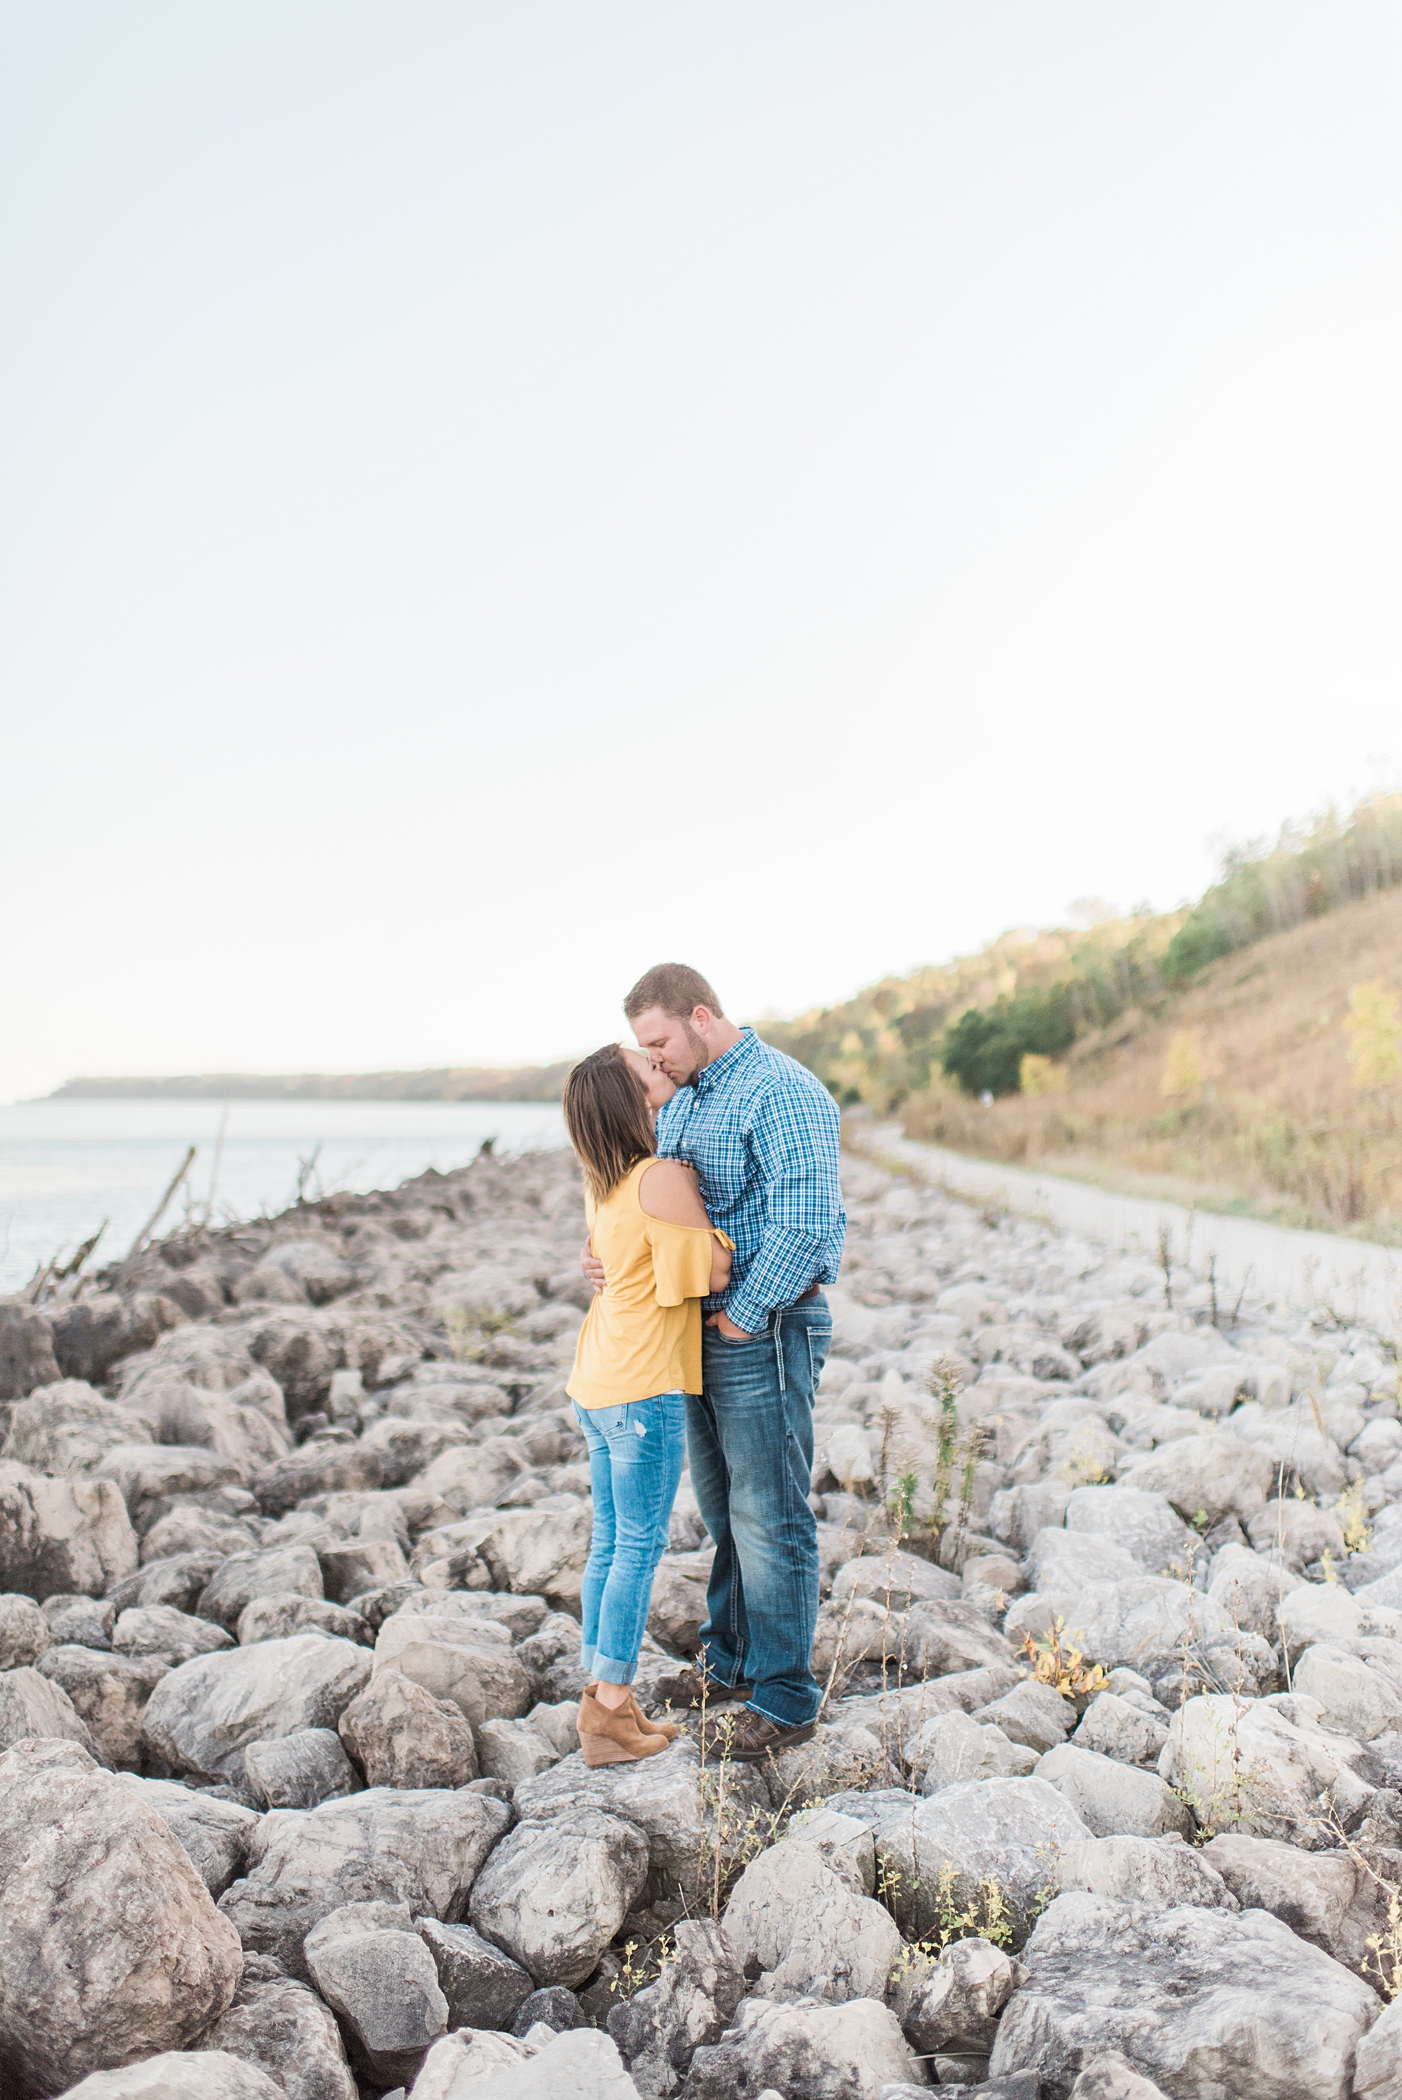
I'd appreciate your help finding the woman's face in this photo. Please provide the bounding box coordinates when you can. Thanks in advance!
[623,1046,676,1118]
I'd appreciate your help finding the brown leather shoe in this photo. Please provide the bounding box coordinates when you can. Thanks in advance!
[576,1688,669,1767]
[699,1708,817,1762]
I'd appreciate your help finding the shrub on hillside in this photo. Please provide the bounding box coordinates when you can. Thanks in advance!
[940,989,1076,1097]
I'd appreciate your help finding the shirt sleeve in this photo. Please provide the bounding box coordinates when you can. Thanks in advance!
[723,1081,843,1335]
[647,1221,732,1308]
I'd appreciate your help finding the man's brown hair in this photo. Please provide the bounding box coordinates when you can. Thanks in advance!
[562,1044,656,1203]
[623,963,724,1022]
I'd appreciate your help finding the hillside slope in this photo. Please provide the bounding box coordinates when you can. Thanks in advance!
[762,797,1402,1238]
[903,883,1402,1237]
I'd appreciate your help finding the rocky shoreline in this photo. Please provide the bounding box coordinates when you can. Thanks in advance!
[1,1141,1401,2099]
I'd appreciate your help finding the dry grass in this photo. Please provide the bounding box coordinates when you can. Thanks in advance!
[903,885,1402,1239]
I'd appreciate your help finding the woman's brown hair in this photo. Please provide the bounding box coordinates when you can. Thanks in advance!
[562,1044,656,1202]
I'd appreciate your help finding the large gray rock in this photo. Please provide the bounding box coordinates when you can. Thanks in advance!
[413,2025,645,2100]
[469,1809,649,1987]
[372,1611,533,1735]
[236,1594,369,1646]
[511,1741,770,1913]
[1200,1831,1358,1960]
[846,1778,1093,1948]
[0,1297,60,1401]
[1294,1638,1402,1741]
[50,1290,186,1388]
[1036,1744,1194,1840]
[0,1739,242,2099]
[901,1598,1019,1677]
[757,1720,897,1810]
[0,1590,51,1667]
[683,1995,922,2100]
[477,1716,561,1785]
[972,1678,1076,1753]
[829,1548,962,1612]
[1064,1486,1197,1577]
[470,1500,593,1611]
[0,1665,104,1758]
[217,1784,510,1978]
[890,1934,1023,2054]
[117,1775,259,1899]
[606,1919,744,2098]
[57,2052,283,2099]
[1006,1572,1234,1674]
[1205,1544,1303,1641]
[0,1461,137,1600]
[722,1838,901,2005]
[203,1953,358,2100]
[36,1645,168,1768]
[1057,1834,1235,1911]
[304,1899,448,2086]
[1159,1691,1375,1840]
[914,1709,1038,1790]
[419,1917,535,2033]
[645,1550,713,1653]
[197,1545,325,1634]
[337,1667,478,1787]
[112,1604,235,1668]
[243,1727,360,1809]
[1069,2056,1172,2100]
[1356,1996,1402,2100]
[317,1536,409,1602]
[252,1443,384,1518]
[2,1382,156,1476]
[92,1444,243,1530]
[43,1593,115,1648]
[989,1891,1379,2100]
[141,1634,371,1783]
[1120,1432,1274,1527]
[1072,1692,1168,1769]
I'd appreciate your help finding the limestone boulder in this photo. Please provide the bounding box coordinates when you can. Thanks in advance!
[1036,1743,1194,1840]
[372,1611,532,1735]
[36,1645,168,1768]
[1159,1690,1376,1840]
[0,1665,104,1759]
[252,1443,384,1519]
[988,1890,1379,2100]
[236,1594,369,1646]
[1072,1691,1169,1768]
[217,1784,510,1977]
[0,1590,52,1668]
[606,1919,744,2098]
[197,1545,325,1634]
[684,1995,922,2100]
[2,1382,156,1477]
[1119,1431,1274,1527]
[890,1934,1023,2054]
[722,1838,901,2005]
[243,1727,360,1809]
[1201,1831,1359,1961]
[0,1462,137,1600]
[116,1776,259,1899]
[419,1917,535,2034]
[57,2053,283,2099]
[112,1605,235,1668]
[0,1739,241,2099]
[1293,1638,1402,1740]
[0,1298,60,1401]
[202,1952,358,2100]
[913,1710,1039,1790]
[141,1634,371,1783]
[469,1809,649,1987]
[338,1667,479,1787]
[304,1899,448,2087]
[1057,1833,1235,1911]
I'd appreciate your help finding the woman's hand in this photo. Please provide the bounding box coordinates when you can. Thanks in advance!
[580,1237,606,1294]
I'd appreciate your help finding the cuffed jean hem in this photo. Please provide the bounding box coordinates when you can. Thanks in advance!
[579,1643,634,1685]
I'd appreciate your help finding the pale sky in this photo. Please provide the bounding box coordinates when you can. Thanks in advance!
[3,4,1400,1102]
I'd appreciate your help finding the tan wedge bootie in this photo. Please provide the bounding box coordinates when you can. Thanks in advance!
[583,1683,681,1744]
[628,1691,680,1742]
[577,1687,669,1768]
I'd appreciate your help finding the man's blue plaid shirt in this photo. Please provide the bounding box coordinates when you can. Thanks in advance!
[655,1027,846,1336]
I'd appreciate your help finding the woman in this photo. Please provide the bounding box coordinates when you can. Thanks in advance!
[563,1043,732,1766]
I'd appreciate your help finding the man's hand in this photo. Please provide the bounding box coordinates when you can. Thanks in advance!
[707,1311,754,1340]
[580,1238,606,1296]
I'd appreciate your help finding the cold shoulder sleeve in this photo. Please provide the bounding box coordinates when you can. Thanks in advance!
[646,1220,735,1307]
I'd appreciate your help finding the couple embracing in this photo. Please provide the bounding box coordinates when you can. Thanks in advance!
[562,962,846,1769]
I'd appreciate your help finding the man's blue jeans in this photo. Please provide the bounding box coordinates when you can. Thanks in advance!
[689,1295,832,1727]
[574,1393,688,1685]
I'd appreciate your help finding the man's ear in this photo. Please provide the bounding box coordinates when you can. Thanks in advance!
[691,1005,714,1036]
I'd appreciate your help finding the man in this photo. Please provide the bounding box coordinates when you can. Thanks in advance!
[585,961,846,1759]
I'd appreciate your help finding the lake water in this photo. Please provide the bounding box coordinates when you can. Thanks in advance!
[0,1098,570,1294]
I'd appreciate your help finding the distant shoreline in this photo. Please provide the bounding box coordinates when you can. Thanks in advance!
[45,1064,572,1104]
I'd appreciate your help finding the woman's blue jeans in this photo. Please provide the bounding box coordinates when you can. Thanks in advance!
[573,1392,688,1685]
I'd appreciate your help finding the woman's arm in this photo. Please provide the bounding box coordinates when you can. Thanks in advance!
[639,1160,732,1295]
